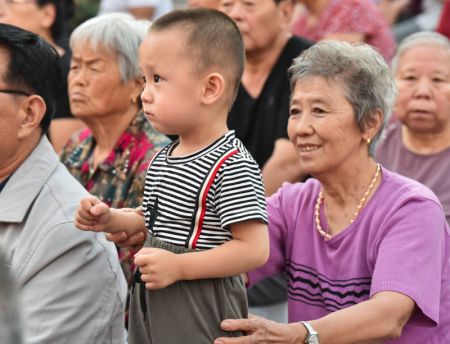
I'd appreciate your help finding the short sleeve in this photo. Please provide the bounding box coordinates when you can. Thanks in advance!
[371,197,448,326]
[213,156,267,228]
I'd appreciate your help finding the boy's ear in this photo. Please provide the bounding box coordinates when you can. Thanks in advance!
[17,95,46,139]
[201,72,225,106]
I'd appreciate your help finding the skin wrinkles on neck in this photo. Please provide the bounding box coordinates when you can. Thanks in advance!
[243,32,290,99]
[316,153,380,234]
[84,104,139,169]
[401,124,450,155]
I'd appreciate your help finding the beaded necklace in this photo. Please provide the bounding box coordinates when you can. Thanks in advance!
[314,164,381,241]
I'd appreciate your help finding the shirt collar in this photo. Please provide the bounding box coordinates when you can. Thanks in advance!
[0,136,59,223]
[0,175,11,194]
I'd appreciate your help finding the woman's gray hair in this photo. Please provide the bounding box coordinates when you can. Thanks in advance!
[288,40,397,157]
[70,13,150,82]
[391,31,450,74]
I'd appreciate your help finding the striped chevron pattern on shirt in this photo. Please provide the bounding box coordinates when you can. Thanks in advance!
[142,131,268,250]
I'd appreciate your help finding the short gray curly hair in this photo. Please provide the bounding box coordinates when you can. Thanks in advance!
[70,13,149,83]
[288,40,397,157]
[391,31,450,75]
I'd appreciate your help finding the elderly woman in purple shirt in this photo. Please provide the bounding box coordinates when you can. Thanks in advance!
[213,41,450,343]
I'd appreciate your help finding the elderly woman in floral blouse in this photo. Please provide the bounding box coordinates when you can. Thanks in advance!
[60,14,169,289]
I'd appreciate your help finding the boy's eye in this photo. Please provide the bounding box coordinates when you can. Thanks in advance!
[142,75,147,84]
[153,75,161,83]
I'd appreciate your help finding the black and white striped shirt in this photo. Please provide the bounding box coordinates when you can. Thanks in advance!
[142,131,267,250]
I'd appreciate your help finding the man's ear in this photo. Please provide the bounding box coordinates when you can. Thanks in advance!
[17,95,46,139]
[362,109,384,142]
[39,3,57,32]
[278,0,294,28]
[201,72,225,106]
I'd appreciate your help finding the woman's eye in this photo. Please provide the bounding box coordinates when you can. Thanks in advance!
[432,77,445,83]
[290,108,301,116]
[403,75,416,81]
[313,107,325,114]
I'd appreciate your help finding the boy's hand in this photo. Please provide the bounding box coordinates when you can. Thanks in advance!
[134,248,182,289]
[75,196,111,232]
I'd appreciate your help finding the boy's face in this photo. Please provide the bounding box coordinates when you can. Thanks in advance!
[139,29,204,136]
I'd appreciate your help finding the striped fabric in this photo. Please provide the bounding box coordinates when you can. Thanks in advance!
[142,131,267,250]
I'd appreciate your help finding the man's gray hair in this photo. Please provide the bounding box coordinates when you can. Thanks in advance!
[70,13,149,82]
[391,31,450,74]
[289,40,396,156]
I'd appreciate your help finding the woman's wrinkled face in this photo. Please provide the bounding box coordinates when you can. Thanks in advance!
[219,0,289,54]
[68,41,138,120]
[394,44,450,134]
[287,76,366,176]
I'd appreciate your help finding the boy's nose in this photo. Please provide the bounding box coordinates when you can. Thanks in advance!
[140,85,153,103]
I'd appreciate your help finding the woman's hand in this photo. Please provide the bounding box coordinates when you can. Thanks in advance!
[214,314,305,344]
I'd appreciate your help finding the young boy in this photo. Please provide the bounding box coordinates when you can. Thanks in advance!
[75,8,269,344]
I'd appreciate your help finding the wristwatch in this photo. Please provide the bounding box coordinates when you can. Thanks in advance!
[299,321,320,344]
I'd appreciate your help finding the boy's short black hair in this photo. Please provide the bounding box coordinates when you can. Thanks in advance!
[0,23,61,134]
[150,8,245,108]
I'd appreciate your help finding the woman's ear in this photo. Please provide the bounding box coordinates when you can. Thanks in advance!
[363,109,384,142]
[17,95,46,139]
[201,72,225,106]
[131,77,144,104]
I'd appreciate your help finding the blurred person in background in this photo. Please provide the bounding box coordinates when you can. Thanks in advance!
[291,0,396,61]
[392,0,443,42]
[437,0,450,38]
[377,31,450,225]
[376,0,410,26]
[187,0,220,8]
[0,0,85,153]
[97,0,173,20]
[60,13,170,317]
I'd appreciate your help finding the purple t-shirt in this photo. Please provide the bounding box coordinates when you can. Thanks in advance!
[248,168,450,342]
[377,122,450,225]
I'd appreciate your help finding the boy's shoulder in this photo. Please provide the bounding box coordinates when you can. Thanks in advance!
[217,132,261,168]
